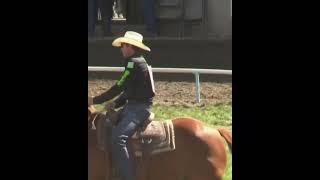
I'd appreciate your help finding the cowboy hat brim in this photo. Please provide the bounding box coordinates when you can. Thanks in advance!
[112,37,151,52]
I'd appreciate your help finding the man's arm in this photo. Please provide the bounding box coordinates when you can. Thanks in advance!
[113,92,128,108]
[92,84,122,104]
[92,62,134,104]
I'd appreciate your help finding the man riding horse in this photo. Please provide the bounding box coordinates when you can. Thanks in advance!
[88,31,155,180]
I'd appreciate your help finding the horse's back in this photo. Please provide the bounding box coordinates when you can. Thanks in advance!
[172,117,222,140]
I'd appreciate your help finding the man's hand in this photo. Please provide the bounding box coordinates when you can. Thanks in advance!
[105,102,116,111]
[88,96,94,106]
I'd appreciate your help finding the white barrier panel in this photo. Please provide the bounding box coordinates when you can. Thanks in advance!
[88,66,232,75]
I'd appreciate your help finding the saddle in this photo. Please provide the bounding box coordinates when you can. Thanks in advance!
[94,108,176,157]
[131,119,175,157]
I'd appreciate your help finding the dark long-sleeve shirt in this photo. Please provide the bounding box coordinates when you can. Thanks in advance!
[93,54,155,108]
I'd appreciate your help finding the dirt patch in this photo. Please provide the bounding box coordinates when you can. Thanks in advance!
[89,80,232,106]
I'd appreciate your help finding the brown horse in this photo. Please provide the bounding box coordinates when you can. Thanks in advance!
[88,106,232,180]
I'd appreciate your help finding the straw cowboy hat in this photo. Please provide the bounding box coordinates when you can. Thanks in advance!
[112,31,151,51]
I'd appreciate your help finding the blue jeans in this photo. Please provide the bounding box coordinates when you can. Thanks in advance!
[97,0,113,35]
[88,0,113,36]
[141,0,157,33]
[88,0,97,35]
[111,102,151,180]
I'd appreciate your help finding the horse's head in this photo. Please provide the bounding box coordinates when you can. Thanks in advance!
[88,105,123,130]
[88,105,113,180]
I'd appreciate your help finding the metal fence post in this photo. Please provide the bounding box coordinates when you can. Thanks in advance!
[194,72,201,103]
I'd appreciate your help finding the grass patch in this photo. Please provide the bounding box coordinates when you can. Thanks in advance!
[152,103,232,128]
[95,102,232,128]
[224,142,232,180]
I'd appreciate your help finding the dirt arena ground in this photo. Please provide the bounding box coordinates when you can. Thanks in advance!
[88,80,232,106]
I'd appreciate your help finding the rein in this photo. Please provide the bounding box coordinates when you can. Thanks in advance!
[89,113,99,130]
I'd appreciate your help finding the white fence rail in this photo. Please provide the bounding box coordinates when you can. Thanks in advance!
[88,66,232,103]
